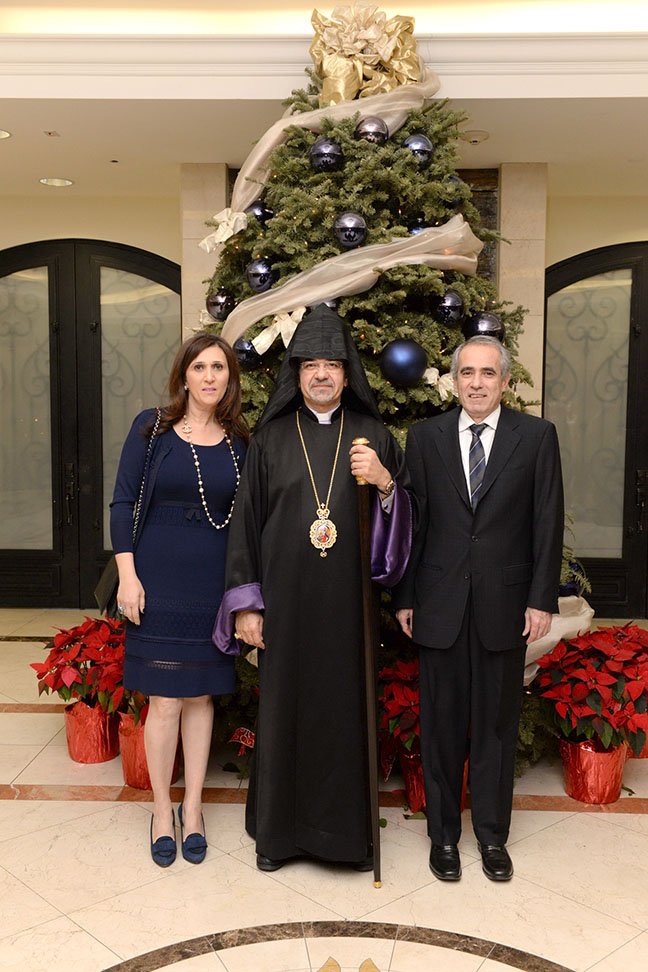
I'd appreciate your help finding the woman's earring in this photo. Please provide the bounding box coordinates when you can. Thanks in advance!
[184,384,188,391]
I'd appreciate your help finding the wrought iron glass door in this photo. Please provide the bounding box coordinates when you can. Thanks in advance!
[545,243,648,617]
[0,240,181,607]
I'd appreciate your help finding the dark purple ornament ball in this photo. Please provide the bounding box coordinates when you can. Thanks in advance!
[354,116,389,145]
[333,211,367,249]
[431,290,465,325]
[206,290,236,321]
[234,338,262,370]
[462,310,505,342]
[245,257,275,293]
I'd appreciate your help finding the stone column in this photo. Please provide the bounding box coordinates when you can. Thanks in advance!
[498,163,548,413]
[180,163,228,337]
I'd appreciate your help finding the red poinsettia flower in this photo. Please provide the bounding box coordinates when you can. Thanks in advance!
[31,616,127,712]
[533,623,648,756]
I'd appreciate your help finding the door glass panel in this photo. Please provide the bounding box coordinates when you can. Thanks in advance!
[0,267,53,549]
[100,268,181,546]
[545,269,631,558]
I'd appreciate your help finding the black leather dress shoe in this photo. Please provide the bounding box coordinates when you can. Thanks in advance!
[256,854,286,871]
[479,844,513,881]
[429,843,461,881]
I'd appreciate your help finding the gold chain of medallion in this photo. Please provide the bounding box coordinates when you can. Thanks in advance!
[296,409,345,557]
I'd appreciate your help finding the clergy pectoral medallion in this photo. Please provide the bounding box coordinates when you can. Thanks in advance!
[309,506,337,557]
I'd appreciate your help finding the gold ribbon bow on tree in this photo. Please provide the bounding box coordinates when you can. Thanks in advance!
[310,2,421,106]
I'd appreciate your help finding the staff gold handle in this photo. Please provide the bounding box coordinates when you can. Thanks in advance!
[352,436,370,485]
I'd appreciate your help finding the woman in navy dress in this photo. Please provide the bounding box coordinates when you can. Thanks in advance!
[111,332,248,866]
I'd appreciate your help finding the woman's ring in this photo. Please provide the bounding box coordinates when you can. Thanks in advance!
[118,604,125,614]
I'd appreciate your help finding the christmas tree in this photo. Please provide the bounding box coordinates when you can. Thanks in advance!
[201,3,531,446]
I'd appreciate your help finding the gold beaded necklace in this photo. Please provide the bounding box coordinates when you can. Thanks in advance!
[181,416,240,530]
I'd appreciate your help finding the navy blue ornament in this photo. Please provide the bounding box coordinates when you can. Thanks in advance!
[354,116,389,145]
[380,339,427,385]
[403,133,434,168]
[245,257,275,293]
[333,211,367,249]
[206,290,236,321]
[431,290,465,325]
[462,310,505,342]
[407,213,429,235]
[234,337,262,370]
[309,136,343,172]
[245,199,275,225]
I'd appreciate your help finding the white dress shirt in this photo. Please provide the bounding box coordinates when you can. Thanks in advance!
[458,405,501,495]
[307,404,393,512]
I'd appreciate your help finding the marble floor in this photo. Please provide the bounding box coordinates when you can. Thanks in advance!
[1,608,648,972]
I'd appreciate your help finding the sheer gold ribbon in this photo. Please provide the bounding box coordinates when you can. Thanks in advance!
[221,215,483,346]
[198,67,440,250]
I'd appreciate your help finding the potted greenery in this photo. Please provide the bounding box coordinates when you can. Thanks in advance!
[117,691,182,790]
[532,623,648,803]
[31,616,125,762]
[378,657,426,812]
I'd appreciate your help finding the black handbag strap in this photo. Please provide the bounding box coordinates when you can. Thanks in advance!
[132,407,162,546]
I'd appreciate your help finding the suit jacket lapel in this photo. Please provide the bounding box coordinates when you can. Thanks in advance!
[434,408,471,509]
[477,406,521,505]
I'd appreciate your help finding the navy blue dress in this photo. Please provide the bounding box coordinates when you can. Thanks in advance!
[111,416,245,698]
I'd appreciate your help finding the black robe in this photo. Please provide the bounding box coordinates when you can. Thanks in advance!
[216,404,411,863]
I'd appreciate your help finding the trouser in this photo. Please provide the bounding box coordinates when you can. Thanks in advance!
[418,604,526,846]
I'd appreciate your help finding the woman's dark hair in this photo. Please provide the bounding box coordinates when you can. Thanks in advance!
[145,332,250,443]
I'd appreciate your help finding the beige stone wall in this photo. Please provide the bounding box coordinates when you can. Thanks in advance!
[180,163,228,339]
[0,195,181,263]
[498,163,548,413]
[546,195,648,267]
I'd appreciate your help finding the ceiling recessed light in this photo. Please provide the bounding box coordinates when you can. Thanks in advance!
[43,131,60,138]
[39,177,74,187]
[460,130,489,145]
[0,130,12,140]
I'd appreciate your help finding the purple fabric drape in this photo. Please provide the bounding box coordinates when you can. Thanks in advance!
[370,482,412,587]
[213,582,265,656]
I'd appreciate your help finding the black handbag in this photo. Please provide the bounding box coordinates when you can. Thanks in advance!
[94,408,162,618]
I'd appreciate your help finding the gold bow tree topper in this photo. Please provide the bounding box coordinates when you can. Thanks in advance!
[310,2,421,106]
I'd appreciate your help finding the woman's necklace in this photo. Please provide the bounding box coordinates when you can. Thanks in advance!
[181,416,240,530]
[296,409,344,557]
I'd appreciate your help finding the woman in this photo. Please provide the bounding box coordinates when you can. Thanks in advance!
[110,332,248,866]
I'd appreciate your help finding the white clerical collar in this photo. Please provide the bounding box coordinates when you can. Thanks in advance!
[458,404,502,432]
[306,405,336,425]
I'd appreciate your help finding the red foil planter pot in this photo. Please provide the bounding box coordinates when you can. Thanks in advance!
[398,749,469,815]
[65,702,119,763]
[118,713,180,790]
[559,738,627,804]
[398,748,426,813]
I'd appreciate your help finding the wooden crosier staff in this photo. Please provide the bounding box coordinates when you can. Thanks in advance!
[352,435,382,888]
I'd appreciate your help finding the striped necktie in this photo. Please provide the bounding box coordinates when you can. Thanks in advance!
[469,423,487,510]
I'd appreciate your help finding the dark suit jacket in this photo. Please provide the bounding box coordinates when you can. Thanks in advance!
[394,405,564,652]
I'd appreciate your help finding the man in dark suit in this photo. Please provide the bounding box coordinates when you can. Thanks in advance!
[395,335,563,882]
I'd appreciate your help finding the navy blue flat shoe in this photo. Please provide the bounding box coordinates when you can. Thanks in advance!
[150,810,176,867]
[178,802,207,864]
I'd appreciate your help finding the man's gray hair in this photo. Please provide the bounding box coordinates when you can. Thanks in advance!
[450,335,511,379]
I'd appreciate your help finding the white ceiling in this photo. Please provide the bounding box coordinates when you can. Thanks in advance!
[1,30,647,200]
[0,95,646,199]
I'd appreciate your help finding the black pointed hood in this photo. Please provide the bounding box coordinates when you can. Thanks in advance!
[256,304,382,429]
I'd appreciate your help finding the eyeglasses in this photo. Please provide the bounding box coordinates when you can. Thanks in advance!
[300,360,344,373]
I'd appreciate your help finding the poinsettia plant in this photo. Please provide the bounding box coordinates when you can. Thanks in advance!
[533,623,648,756]
[378,657,420,780]
[31,616,126,713]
